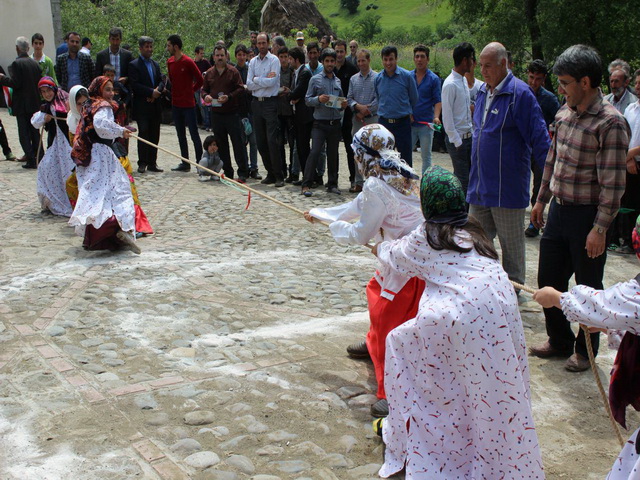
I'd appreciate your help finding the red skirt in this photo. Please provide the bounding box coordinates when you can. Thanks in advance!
[365,275,425,399]
[82,215,121,251]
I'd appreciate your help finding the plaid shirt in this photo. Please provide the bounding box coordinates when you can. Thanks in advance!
[537,91,630,229]
[347,69,378,116]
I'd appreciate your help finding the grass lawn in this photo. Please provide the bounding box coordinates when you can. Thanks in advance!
[314,0,452,32]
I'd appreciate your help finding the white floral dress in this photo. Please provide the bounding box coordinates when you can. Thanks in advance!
[68,107,135,236]
[377,226,544,479]
[31,109,75,216]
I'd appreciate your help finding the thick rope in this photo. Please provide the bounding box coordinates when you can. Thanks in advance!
[513,281,625,447]
[129,135,624,447]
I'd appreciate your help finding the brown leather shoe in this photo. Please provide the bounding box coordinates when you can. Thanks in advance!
[346,341,370,359]
[529,341,573,359]
[565,353,590,372]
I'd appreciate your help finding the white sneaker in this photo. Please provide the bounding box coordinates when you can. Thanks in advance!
[116,231,141,254]
[211,175,220,182]
[198,175,211,182]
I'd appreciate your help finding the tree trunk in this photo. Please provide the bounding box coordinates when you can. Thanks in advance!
[221,0,254,47]
[524,0,543,60]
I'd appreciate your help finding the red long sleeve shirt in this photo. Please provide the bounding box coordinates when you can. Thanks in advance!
[167,54,203,108]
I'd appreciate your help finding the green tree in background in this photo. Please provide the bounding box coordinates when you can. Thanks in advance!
[450,0,640,72]
[340,0,361,15]
[61,0,238,68]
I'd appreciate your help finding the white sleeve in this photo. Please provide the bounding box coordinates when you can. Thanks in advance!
[93,107,125,140]
[560,280,640,335]
[31,111,46,129]
[246,60,257,92]
[309,196,362,224]
[441,82,461,147]
[377,225,429,279]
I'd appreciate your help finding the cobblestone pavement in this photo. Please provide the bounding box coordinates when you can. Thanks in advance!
[0,109,638,479]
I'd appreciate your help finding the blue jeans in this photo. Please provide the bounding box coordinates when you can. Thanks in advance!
[172,106,203,165]
[411,123,434,173]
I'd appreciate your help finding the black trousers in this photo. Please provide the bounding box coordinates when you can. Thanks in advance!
[136,112,161,168]
[530,155,543,207]
[16,114,41,163]
[0,119,12,156]
[278,114,295,178]
[341,108,356,183]
[172,106,202,164]
[537,199,604,358]
[211,112,249,179]
[303,120,340,189]
[295,119,313,174]
[252,97,283,181]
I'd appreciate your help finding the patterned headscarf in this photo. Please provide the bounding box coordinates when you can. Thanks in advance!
[351,124,419,196]
[38,76,68,115]
[420,166,468,226]
[632,215,640,259]
[88,76,118,111]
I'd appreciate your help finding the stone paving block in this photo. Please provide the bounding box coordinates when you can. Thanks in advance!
[148,376,184,388]
[51,298,68,309]
[234,363,258,372]
[81,387,105,403]
[151,459,190,480]
[30,338,48,346]
[110,383,149,396]
[33,318,51,330]
[257,357,289,368]
[14,324,35,336]
[133,439,166,463]
[48,358,74,372]
[36,345,60,359]
[66,374,88,387]
[40,308,59,319]
[61,290,76,299]
[0,304,10,314]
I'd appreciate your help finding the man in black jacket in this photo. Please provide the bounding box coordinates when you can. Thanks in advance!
[0,37,42,168]
[94,28,133,85]
[129,36,164,173]
[288,47,313,185]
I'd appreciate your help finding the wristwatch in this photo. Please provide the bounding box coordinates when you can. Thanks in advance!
[594,226,605,234]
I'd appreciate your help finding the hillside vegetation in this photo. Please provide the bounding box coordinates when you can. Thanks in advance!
[314,0,452,33]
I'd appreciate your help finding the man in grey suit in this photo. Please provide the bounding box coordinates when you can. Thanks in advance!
[0,37,42,168]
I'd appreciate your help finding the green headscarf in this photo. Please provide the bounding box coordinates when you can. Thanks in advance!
[420,166,468,226]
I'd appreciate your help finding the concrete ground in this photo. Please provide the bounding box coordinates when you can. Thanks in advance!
[0,108,638,479]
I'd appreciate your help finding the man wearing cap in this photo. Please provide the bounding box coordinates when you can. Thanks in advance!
[295,31,307,61]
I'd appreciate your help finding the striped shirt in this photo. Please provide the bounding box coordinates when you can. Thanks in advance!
[537,92,630,229]
[347,69,378,116]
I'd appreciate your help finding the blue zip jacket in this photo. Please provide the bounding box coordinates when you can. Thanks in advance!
[468,72,551,208]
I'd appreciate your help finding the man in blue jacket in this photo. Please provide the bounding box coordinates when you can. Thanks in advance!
[468,42,550,287]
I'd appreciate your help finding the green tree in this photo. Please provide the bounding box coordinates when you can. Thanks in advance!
[340,0,360,15]
[354,12,382,43]
[449,0,640,72]
[61,0,237,68]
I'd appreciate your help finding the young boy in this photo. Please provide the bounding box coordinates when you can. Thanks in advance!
[198,135,223,181]
[31,33,57,82]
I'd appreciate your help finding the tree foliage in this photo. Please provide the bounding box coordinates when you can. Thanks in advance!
[340,0,361,15]
[61,0,236,69]
[354,12,382,43]
[449,0,640,72]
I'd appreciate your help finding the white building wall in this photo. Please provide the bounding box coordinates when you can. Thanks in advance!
[0,0,56,72]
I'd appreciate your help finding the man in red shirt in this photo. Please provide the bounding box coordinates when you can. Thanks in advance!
[202,45,249,182]
[166,34,203,171]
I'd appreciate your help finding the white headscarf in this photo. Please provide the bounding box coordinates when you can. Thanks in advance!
[66,85,89,136]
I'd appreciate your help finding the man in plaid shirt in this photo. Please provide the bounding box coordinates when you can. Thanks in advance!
[530,44,631,372]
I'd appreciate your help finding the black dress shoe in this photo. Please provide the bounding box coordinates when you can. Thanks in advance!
[137,165,146,173]
[22,163,37,169]
[285,174,299,184]
[147,166,164,172]
[327,186,342,195]
[346,341,370,359]
[249,169,262,180]
[371,399,389,418]
[171,163,191,172]
[292,179,303,186]
[261,176,276,185]
[275,180,285,187]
